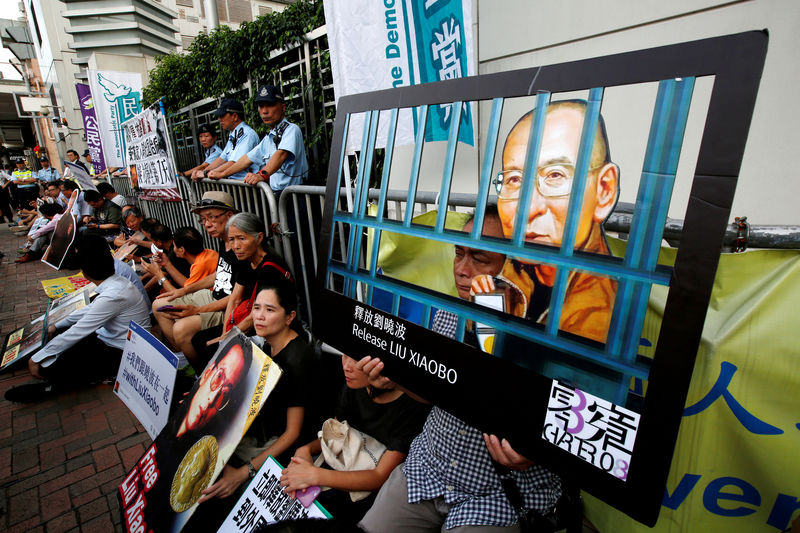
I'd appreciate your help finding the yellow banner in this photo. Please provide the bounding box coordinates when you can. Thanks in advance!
[586,247,800,532]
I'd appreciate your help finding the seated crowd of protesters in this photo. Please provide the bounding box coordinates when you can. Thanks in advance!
[2,92,564,531]
[8,178,130,263]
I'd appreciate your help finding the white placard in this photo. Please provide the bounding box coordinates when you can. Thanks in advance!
[219,456,330,532]
[115,321,178,439]
[542,380,640,482]
[121,105,181,201]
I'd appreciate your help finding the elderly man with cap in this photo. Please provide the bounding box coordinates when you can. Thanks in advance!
[207,84,308,194]
[37,157,61,183]
[192,99,259,182]
[183,123,223,178]
[151,191,240,370]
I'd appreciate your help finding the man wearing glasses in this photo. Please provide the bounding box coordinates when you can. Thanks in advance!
[472,100,619,343]
[152,191,240,371]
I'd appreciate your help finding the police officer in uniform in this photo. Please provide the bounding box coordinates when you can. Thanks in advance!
[183,123,223,177]
[191,99,259,182]
[11,159,37,206]
[37,157,61,183]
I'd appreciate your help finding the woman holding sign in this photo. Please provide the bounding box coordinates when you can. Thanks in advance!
[187,281,318,531]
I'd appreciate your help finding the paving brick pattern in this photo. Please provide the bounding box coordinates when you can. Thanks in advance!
[0,225,151,532]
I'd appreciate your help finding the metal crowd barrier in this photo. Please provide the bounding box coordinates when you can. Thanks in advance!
[185,178,281,253]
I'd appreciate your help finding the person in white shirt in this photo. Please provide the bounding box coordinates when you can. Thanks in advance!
[96,181,127,207]
[27,235,151,390]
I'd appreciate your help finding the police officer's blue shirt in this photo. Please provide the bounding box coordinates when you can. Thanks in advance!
[37,167,60,183]
[219,122,259,180]
[246,119,308,192]
[203,144,223,165]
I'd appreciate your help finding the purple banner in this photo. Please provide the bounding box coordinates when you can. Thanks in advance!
[75,83,107,176]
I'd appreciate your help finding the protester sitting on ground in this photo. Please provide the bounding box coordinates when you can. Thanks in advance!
[192,99,259,182]
[280,352,431,527]
[82,189,122,239]
[60,179,92,224]
[184,282,320,532]
[37,157,60,183]
[152,191,239,371]
[147,226,219,338]
[8,235,151,402]
[183,123,222,178]
[193,212,292,368]
[140,219,191,301]
[113,207,146,249]
[207,85,308,193]
[96,181,127,207]
[15,203,65,263]
[43,182,65,208]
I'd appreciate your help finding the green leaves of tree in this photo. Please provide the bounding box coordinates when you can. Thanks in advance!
[142,0,324,111]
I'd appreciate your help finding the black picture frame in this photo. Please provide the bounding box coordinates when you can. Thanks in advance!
[313,31,768,525]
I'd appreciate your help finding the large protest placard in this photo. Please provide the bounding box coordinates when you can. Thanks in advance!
[41,212,76,270]
[313,31,768,525]
[114,321,179,439]
[75,83,107,176]
[121,104,181,201]
[219,456,330,532]
[87,70,142,168]
[324,0,474,153]
[118,329,282,533]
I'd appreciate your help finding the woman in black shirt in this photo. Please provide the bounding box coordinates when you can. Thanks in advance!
[280,354,431,524]
[187,282,316,532]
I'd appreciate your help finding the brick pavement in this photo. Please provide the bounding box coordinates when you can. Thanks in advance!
[0,224,151,532]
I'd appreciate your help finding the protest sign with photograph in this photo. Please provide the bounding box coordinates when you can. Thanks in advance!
[41,210,77,270]
[313,32,768,525]
[219,455,330,532]
[121,104,181,201]
[45,291,89,328]
[114,321,178,439]
[113,231,146,261]
[118,329,282,533]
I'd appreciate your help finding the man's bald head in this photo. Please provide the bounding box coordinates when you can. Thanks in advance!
[505,100,612,170]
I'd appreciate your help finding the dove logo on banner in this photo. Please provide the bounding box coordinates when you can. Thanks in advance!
[87,70,143,168]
